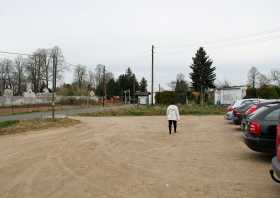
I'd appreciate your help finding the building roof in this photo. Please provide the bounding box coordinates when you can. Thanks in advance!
[135,91,150,96]
[216,86,246,91]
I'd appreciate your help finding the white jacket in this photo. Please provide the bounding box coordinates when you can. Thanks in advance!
[166,105,180,121]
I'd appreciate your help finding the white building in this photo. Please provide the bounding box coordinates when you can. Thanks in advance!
[215,86,247,105]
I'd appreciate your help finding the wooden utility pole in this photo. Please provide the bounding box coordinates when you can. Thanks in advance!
[133,78,135,103]
[102,66,106,107]
[52,53,57,120]
[151,45,154,106]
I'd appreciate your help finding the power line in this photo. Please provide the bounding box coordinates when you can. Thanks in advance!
[0,50,32,56]
[0,50,79,69]
[158,26,280,55]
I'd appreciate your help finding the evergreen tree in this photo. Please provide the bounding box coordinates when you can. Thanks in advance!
[106,78,120,98]
[139,77,148,92]
[117,67,139,97]
[190,47,216,104]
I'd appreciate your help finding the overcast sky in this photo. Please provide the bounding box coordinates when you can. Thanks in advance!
[1,0,280,90]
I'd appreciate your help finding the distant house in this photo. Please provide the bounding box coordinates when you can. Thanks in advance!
[214,86,246,105]
[135,91,150,105]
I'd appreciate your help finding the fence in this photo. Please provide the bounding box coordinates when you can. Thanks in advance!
[0,95,100,107]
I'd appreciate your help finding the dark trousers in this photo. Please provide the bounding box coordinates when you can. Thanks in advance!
[168,120,177,134]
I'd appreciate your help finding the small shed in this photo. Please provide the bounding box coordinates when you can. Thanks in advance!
[135,91,150,105]
[215,86,246,105]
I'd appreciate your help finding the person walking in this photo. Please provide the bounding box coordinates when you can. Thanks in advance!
[166,102,180,135]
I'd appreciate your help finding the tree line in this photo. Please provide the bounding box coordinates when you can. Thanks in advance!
[246,66,280,99]
[0,46,148,100]
[58,65,148,101]
[0,46,64,96]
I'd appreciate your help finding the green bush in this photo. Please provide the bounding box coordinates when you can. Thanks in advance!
[58,97,98,106]
[79,104,226,117]
[245,87,257,98]
[256,85,279,99]
[155,91,187,105]
[0,120,18,128]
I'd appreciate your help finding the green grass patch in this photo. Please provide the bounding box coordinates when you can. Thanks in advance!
[0,120,19,128]
[0,118,80,136]
[79,104,227,117]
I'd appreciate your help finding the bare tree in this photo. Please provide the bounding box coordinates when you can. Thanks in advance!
[168,81,176,91]
[105,72,114,83]
[14,56,27,95]
[74,65,87,89]
[26,50,44,93]
[50,46,65,86]
[176,73,186,81]
[248,66,259,88]
[271,69,280,86]
[94,64,105,87]
[0,60,5,95]
[216,80,231,89]
[2,59,15,91]
[39,49,52,89]
[88,70,96,89]
[258,73,270,87]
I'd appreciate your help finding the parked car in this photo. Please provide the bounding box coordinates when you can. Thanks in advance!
[225,99,259,121]
[243,103,280,154]
[241,101,280,131]
[232,99,260,125]
[270,117,280,183]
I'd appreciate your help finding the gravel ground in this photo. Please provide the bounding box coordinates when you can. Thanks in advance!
[0,116,279,198]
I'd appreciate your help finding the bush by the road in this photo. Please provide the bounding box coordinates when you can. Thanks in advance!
[79,104,227,117]
[0,118,80,135]
[155,91,187,104]
[246,85,280,99]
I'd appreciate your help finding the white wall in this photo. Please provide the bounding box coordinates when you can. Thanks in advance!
[215,88,246,105]
[0,96,99,107]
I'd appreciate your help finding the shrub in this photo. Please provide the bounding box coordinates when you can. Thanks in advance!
[256,85,279,99]
[155,91,187,105]
[245,87,257,98]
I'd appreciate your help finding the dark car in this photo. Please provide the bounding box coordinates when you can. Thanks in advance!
[270,117,280,183]
[243,103,280,154]
[232,100,258,125]
[241,101,280,131]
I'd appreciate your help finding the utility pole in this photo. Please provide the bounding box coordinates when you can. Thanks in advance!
[52,53,57,120]
[102,66,106,107]
[151,45,154,106]
[128,90,131,104]
[133,78,135,104]
[159,84,161,92]
[124,90,127,104]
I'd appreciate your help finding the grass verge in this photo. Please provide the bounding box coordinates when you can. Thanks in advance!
[79,105,227,117]
[0,120,19,128]
[0,118,80,136]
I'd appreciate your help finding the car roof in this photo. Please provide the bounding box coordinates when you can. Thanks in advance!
[265,103,280,108]
[257,101,280,106]
[249,103,280,120]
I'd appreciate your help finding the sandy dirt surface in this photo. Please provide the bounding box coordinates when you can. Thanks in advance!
[0,116,279,198]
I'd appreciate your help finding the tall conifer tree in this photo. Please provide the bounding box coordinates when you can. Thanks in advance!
[190,47,216,104]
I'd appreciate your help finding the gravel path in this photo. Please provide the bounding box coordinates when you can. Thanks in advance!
[0,116,279,198]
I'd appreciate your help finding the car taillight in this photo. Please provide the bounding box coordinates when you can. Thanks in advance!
[277,124,280,160]
[246,105,257,115]
[249,121,261,136]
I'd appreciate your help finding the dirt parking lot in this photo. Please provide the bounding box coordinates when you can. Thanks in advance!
[0,116,279,198]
